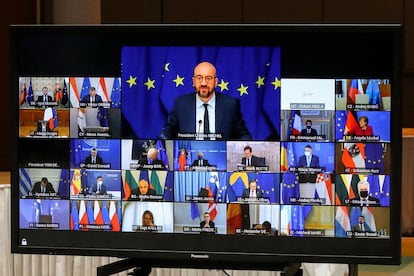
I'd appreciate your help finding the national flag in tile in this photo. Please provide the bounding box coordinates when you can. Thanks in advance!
[122,170,138,200]
[109,201,120,231]
[20,82,27,105]
[344,110,359,137]
[288,110,302,137]
[71,169,82,195]
[78,200,88,230]
[150,171,162,195]
[94,200,104,225]
[227,172,249,202]
[226,203,242,234]
[314,173,332,205]
[55,83,62,102]
[361,207,377,232]
[335,206,351,237]
[341,143,365,171]
[19,168,31,196]
[347,79,364,104]
[99,77,110,102]
[174,140,191,171]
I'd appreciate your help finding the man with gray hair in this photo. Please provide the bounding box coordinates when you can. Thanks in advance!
[348,180,380,206]
[138,147,166,170]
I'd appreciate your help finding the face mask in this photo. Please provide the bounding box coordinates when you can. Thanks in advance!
[198,156,203,160]
[306,125,312,129]
[304,151,311,157]
[98,180,103,185]
[360,190,368,198]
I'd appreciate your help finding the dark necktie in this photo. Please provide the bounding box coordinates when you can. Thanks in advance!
[44,96,47,102]
[203,104,210,137]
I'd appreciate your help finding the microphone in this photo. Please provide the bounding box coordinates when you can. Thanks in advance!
[198,120,202,134]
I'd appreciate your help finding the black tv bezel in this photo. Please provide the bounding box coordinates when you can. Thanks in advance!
[10,24,402,268]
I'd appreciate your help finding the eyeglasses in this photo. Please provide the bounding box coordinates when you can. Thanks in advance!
[193,75,216,82]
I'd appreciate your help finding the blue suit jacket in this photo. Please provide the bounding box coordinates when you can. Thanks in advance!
[81,94,103,103]
[159,92,252,140]
[297,155,320,168]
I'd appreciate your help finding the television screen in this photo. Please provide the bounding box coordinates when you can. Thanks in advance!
[11,24,401,268]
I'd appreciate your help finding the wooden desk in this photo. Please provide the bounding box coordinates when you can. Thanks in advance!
[19,109,69,126]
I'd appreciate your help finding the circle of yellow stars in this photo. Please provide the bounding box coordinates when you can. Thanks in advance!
[124,62,281,97]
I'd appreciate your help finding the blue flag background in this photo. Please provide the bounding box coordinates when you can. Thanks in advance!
[121,46,281,140]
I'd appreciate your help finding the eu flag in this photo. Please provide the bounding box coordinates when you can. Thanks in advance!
[27,78,34,103]
[97,106,109,127]
[121,46,281,140]
[58,169,69,199]
[281,173,300,204]
[364,143,385,173]
[335,111,347,140]
[256,173,279,203]
[365,79,382,108]
[71,201,79,230]
[80,77,91,102]
[110,77,121,108]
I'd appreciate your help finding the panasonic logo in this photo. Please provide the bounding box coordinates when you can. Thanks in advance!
[190,254,209,259]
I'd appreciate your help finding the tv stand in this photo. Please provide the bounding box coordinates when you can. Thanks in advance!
[97,259,302,276]
[96,258,151,276]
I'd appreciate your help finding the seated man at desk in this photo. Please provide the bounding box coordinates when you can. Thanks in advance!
[242,180,264,199]
[241,146,265,167]
[191,152,210,167]
[31,177,55,194]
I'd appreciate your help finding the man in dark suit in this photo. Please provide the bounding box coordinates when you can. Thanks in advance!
[200,212,215,228]
[134,179,156,196]
[89,176,107,195]
[297,145,320,168]
[159,62,252,140]
[348,180,380,206]
[242,180,264,199]
[300,120,318,136]
[36,87,53,105]
[241,145,265,167]
[36,120,51,133]
[84,148,103,165]
[138,148,166,169]
[352,215,368,232]
[31,177,55,194]
[81,87,103,104]
[191,152,210,167]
